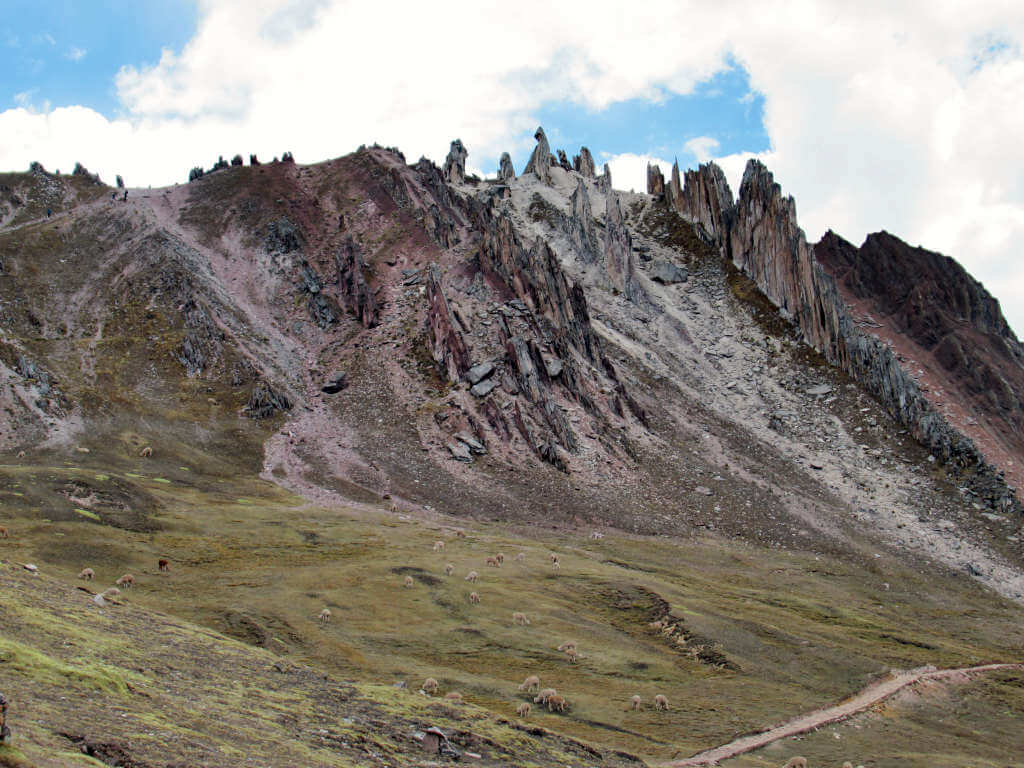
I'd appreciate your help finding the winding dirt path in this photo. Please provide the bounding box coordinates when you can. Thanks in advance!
[667,663,1024,766]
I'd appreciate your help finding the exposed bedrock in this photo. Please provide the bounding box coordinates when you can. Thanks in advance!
[670,157,1021,513]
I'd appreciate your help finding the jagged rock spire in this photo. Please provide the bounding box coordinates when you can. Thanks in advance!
[604,193,639,302]
[567,179,598,263]
[680,162,733,239]
[596,163,612,193]
[523,126,552,184]
[647,163,665,198]
[666,159,683,210]
[574,148,596,178]
[443,139,468,184]
[497,152,515,181]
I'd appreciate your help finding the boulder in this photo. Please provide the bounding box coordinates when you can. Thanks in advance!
[470,378,498,397]
[467,361,495,384]
[447,441,473,462]
[321,372,348,394]
[649,260,688,284]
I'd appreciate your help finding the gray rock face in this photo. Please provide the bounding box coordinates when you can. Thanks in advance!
[573,147,596,178]
[647,164,665,198]
[596,163,612,193]
[649,260,688,284]
[566,179,599,264]
[523,127,552,184]
[679,163,733,240]
[443,139,468,184]
[498,152,515,181]
[556,149,572,170]
[604,194,641,302]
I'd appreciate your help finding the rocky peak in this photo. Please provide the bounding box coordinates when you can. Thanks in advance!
[573,147,596,178]
[596,163,612,194]
[556,150,572,171]
[442,139,468,184]
[523,126,552,184]
[497,152,515,182]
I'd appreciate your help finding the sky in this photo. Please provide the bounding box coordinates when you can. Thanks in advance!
[1,1,1023,334]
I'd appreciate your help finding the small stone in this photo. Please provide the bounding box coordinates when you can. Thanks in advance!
[805,384,833,396]
[694,486,713,496]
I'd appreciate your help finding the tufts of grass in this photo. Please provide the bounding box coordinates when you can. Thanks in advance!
[0,637,141,696]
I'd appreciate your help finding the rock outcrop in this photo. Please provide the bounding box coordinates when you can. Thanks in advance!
[566,179,599,264]
[443,139,468,184]
[679,163,733,240]
[556,150,572,171]
[646,164,665,199]
[523,127,552,184]
[498,152,515,182]
[669,156,1021,512]
[604,194,641,302]
[574,148,596,179]
[816,229,1024,490]
[335,236,379,328]
[426,263,470,383]
[596,164,612,194]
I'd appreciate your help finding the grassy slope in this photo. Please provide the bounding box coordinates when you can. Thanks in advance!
[2,456,1023,765]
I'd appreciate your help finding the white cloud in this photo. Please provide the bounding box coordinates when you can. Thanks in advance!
[606,153,670,194]
[683,136,720,164]
[66,46,87,62]
[2,1,1024,330]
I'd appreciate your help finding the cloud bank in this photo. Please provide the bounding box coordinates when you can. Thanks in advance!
[2,0,1023,329]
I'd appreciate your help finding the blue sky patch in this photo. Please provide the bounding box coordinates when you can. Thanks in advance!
[507,64,769,175]
[1,0,197,114]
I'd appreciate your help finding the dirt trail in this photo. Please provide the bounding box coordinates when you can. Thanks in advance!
[667,662,1024,766]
